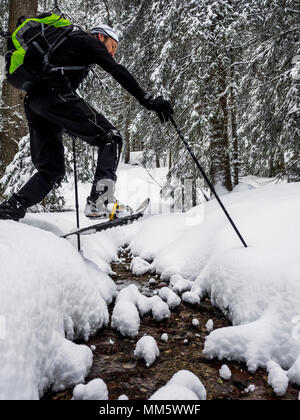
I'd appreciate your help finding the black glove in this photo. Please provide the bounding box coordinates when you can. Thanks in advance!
[144,95,174,123]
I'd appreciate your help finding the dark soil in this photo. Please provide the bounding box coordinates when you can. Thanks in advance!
[44,248,300,401]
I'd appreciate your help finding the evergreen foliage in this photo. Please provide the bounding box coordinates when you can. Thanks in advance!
[0,0,299,210]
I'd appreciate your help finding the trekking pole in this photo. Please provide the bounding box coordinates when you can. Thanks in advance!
[72,136,81,252]
[169,116,248,249]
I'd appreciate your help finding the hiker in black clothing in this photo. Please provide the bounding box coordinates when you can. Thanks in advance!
[0,23,174,221]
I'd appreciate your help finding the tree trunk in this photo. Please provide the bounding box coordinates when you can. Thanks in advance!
[219,94,233,192]
[209,61,233,192]
[231,101,239,187]
[192,173,197,207]
[229,48,239,187]
[155,154,160,168]
[0,0,38,190]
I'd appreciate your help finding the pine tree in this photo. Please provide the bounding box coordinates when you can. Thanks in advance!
[239,0,300,181]
[1,135,65,211]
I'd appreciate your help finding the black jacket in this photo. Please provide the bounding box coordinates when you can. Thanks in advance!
[40,30,147,106]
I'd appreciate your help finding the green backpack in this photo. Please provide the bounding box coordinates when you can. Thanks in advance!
[4,12,87,92]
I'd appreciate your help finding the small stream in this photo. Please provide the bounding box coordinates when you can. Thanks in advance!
[44,248,300,400]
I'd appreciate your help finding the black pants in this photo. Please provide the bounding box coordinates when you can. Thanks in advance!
[18,87,122,208]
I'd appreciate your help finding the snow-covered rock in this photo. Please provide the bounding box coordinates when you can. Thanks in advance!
[267,361,289,397]
[161,333,168,342]
[159,287,181,309]
[134,336,160,367]
[149,370,206,400]
[72,379,108,400]
[116,284,152,317]
[149,278,156,285]
[169,370,207,400]
[130,257,151,276]
[192,319,200,327]
[149,383,199,400]
[137,294,153,317]
[118,394,129,400]
[182,291,200,305]
[111,300,140,338]
[206,319,214,332]
[245,384,256,393]
[112,284,171,337]
[116,283,140,304]
[149,296,171,321]
[219,365,232,380]
[169,274,193,294]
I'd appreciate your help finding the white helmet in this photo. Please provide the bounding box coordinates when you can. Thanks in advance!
[91,24,119,44]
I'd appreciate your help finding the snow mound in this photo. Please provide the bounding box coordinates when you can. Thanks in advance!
[182,291,200,305]
[158,287,181,309]
[267,361,289,397]
[130,257,151,276]
[0,220,117,399]
[111,300,140,338]
[170,274,193,294]
[51,339,93,392]
[149,370,206,400]
[149,296,171,321]
[72,378,108,400]
[169,370,207,400]
[134,336,160,367]
[112,285,170,337]
[149,383,199,400]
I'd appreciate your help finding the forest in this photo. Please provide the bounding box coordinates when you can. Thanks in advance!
[0,0,299,208]
[0,0,300,402]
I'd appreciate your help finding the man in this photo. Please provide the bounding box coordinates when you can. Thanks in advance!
[0,23,173,221]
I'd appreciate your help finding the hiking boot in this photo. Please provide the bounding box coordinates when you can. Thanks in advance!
[84,179,133,219]
[84,196,107,218]
[0,194,27,222]
[84,178,115,219]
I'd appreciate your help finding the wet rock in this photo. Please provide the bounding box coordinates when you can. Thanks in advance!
[157,282,169,289]
[185,332,194,341]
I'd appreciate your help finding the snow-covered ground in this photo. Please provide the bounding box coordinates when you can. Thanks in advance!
[0,218,118,399]
[119,178,300,394]
[1,159,299,399]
